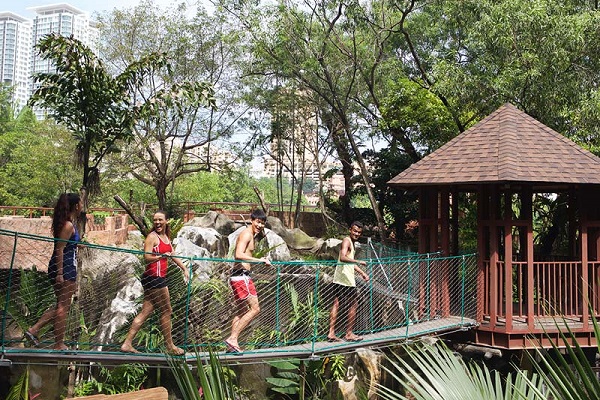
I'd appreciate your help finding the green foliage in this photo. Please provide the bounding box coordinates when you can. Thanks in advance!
[1,267,55,334]
[6,365,31,400]
[28,33,171,198]
[361,148,417,244]
[525,306,600,399]
[252,237,283,259]
[0,122,79,206]
[267,356,344,399]
[77,311,97,351]
[167,347,238,400]
[169,218,185,238]
[0,84,14,134]
[73,363,148,396]
[282,282,328,342]
[377,341,546,400]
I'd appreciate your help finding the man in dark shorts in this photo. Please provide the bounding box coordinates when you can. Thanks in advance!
[327,221,370,342]
[224,209,271,353]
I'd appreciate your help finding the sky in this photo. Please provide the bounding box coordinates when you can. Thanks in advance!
[0,0,197,17]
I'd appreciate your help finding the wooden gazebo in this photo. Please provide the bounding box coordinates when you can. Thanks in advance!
[388,103,600,348]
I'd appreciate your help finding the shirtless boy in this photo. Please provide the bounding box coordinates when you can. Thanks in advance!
[224,209,271,353]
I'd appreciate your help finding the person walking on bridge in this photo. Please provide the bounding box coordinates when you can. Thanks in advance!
[25,193,83,350]
[327,221,370,342]
[224,209,271,354]
[121,210,189,355]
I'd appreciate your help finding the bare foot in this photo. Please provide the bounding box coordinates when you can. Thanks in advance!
[166,346,185,356]
[345,334,363,342]
[53,344,69,351]
[327,336,344,342]
[121,343,140,353]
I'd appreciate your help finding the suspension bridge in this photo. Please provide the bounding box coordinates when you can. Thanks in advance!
[0,228,478,367]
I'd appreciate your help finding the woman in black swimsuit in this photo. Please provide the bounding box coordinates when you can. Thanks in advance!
[25,193,83,350]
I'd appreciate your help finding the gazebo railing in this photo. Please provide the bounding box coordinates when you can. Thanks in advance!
[481,260,600,332]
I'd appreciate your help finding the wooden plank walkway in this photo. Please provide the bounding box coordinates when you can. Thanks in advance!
[0,316,476,367]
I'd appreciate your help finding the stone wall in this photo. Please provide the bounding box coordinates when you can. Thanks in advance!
[0,214,130,272]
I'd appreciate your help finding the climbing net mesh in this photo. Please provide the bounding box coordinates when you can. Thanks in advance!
[0,228,477,354]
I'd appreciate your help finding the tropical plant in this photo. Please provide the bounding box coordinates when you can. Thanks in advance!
[267,356,347,400]
[5,365,35,400]
[73,363,148,396]
[28,33,177,233]
[283,282,328,343]
[377,341,547,400]
[252,237,283,259]
[167,347,238,400]
[2,267,55,336]
[525,305,600,399]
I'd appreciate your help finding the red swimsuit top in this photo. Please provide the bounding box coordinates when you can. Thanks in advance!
[144,232,173,278]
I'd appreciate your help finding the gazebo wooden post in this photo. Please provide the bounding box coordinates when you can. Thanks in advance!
[430,188,440,317]
[440,188,450,256]
[489,185,499,329]
[521,187,532,326]
[477,187,487,323]
[451,189,459,255]
[525,189,535,331]
[580,189,589,330]
[430,188,439,253]
[568,190,577,259]
[504,189,513,331]
[418,188,427,254]
[417,188,430,319]
[440,188,451,316]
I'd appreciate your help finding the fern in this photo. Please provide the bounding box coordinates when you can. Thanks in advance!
[6,365,30,400]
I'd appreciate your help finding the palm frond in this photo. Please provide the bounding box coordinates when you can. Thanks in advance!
[377,341,546,400]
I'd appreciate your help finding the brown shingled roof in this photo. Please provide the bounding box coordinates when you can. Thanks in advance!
[388,103,600,187]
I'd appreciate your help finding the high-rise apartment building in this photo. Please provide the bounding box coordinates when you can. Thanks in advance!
[0,3,98,117]
[0,12,32,113]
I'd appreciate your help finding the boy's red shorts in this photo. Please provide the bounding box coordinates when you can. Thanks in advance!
[230,275,257,300]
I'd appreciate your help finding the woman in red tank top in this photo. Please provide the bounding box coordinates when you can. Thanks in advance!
[121,211,189,355]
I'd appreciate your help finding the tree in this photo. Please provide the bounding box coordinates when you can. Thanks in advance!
[96,1,248,211]
[221,0,398,237]
[28,33,171,228]
[0,122,79,207]
[0,84,14,133]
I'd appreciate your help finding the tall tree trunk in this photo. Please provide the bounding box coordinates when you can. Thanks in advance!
[156,181,167,212]
[324,112,353,223]
[343,124,387,242]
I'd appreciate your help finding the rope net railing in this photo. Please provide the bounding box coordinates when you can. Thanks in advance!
[0,228,477,356]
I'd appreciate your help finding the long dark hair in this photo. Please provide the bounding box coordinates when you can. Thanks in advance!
[52,193,80,237]
[151,210,171,238]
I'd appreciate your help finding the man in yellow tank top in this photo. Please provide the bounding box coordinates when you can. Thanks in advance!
[327,221,370,342]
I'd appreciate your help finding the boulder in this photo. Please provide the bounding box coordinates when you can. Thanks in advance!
[173,236,214,282]
[355,348,384,399]
[265,216,290,241]
[176,226,227,258]
[286,228,318,250]
[315,238,342,259]
[93,274,142,351]
[313,238,367,260]
[185,210,236,235]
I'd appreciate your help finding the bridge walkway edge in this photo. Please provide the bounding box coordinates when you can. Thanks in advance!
[1,316,477,367]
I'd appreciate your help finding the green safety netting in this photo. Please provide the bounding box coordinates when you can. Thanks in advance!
[0,228,477,357]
